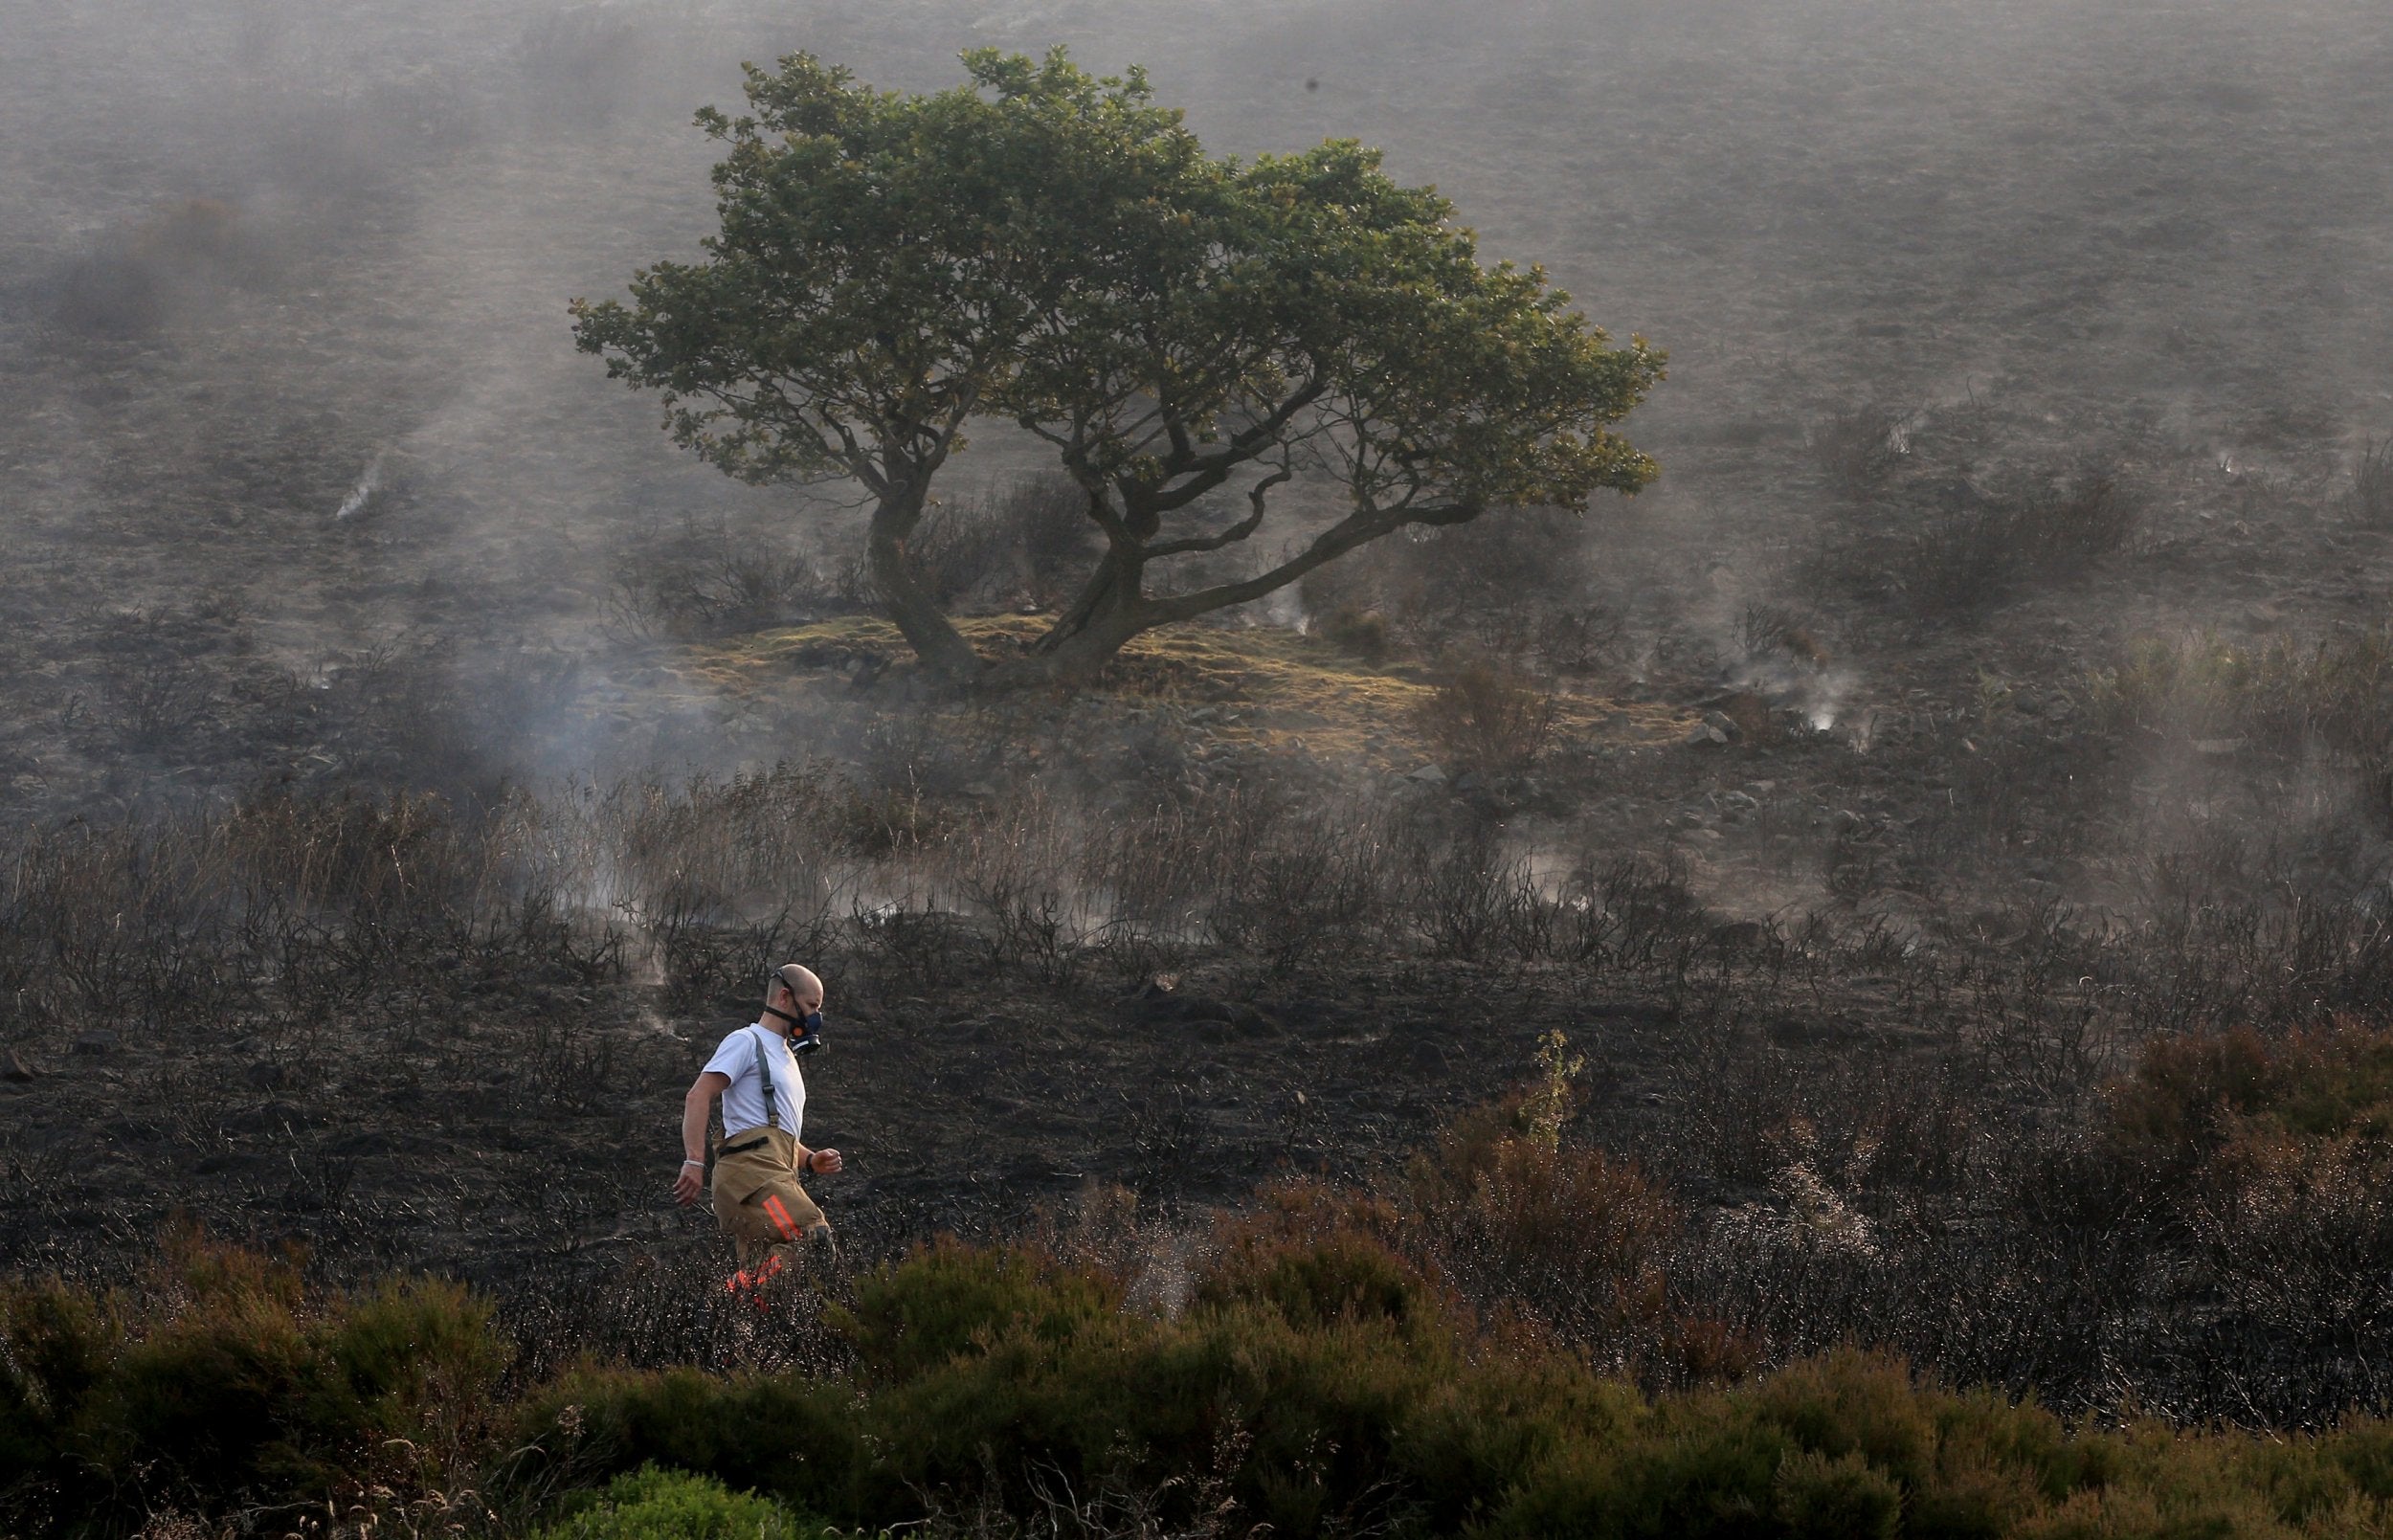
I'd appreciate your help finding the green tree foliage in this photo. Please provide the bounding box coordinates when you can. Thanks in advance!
[570,48,1664,685]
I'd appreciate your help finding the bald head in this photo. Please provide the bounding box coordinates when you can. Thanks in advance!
[771,964,823,1016]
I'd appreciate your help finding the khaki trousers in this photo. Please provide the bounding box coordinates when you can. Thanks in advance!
[709,1125,828,1268]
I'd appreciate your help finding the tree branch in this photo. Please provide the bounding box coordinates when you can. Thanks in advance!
[1139,374,1326,515]
[1139,460,1291,558]
[1146,495,1481,623]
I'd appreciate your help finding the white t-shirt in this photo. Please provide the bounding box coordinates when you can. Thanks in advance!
[703,1023,807,1142]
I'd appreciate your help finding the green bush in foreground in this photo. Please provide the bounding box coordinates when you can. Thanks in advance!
[0,1229,509,1537]
[531,1464,842,1540]
[514,1233,2393,1540]
[30,1072,2393,1537]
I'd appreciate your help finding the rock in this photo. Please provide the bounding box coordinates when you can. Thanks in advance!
[1404,763,1449,785]
[72,1032,118,1057]
[1685,722,1729,747]
[1452,770,1485,793]
[2,1050,34,1082]
[1703,709,1741,740]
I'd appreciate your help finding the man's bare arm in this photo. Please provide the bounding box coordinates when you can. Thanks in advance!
[682,1072,729,1162]
[674,1072,731,1205]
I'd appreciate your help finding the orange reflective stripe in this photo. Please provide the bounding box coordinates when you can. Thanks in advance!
[762,1194,802,1240]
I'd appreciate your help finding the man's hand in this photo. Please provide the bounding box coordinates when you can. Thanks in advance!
[674,1161,704,1205]
[808,1148,844,1176]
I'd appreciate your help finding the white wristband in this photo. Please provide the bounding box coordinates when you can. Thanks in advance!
[682,1158,704,1168]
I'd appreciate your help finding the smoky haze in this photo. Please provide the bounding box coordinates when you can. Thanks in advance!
[1,0,2388,824]
[18,0,2393,1449]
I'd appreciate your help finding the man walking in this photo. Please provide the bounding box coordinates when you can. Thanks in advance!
[675,963,843,1298]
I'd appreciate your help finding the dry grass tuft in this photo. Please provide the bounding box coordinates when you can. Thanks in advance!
[686,616,1677,766]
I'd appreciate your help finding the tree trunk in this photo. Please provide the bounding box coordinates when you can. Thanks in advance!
[992,497,1477,690]
[1033,548,1135,652]
[868,500,985,683]
[1020,608,1149,687]
[1006,542,1147,683]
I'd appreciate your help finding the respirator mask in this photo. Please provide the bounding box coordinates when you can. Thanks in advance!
[763,971,826,1055]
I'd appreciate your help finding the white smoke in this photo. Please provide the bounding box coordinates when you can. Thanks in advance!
[331,448,385,519]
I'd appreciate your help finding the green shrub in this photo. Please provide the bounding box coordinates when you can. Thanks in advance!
[92,1280,326,1496]
[1192,1226,1434,1332]
[853,1302,1480,1537]
[1774,1448,1902,1539]
[40,1228,2393,1537]
[0,1278,118,1488]
[325,1275,509,1417]
[1487,1414,1789,1539]
[1749,1350,1940,1491]
[0,1229,510,1538]
[513,1365,861,1520]
[1480,1353,2144,1540]
[827,1237,1121,1383]
[532,1463,839,1539]
[534,1234,1574,1537]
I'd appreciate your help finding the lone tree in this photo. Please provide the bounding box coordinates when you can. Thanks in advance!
[571,48,1663,685]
